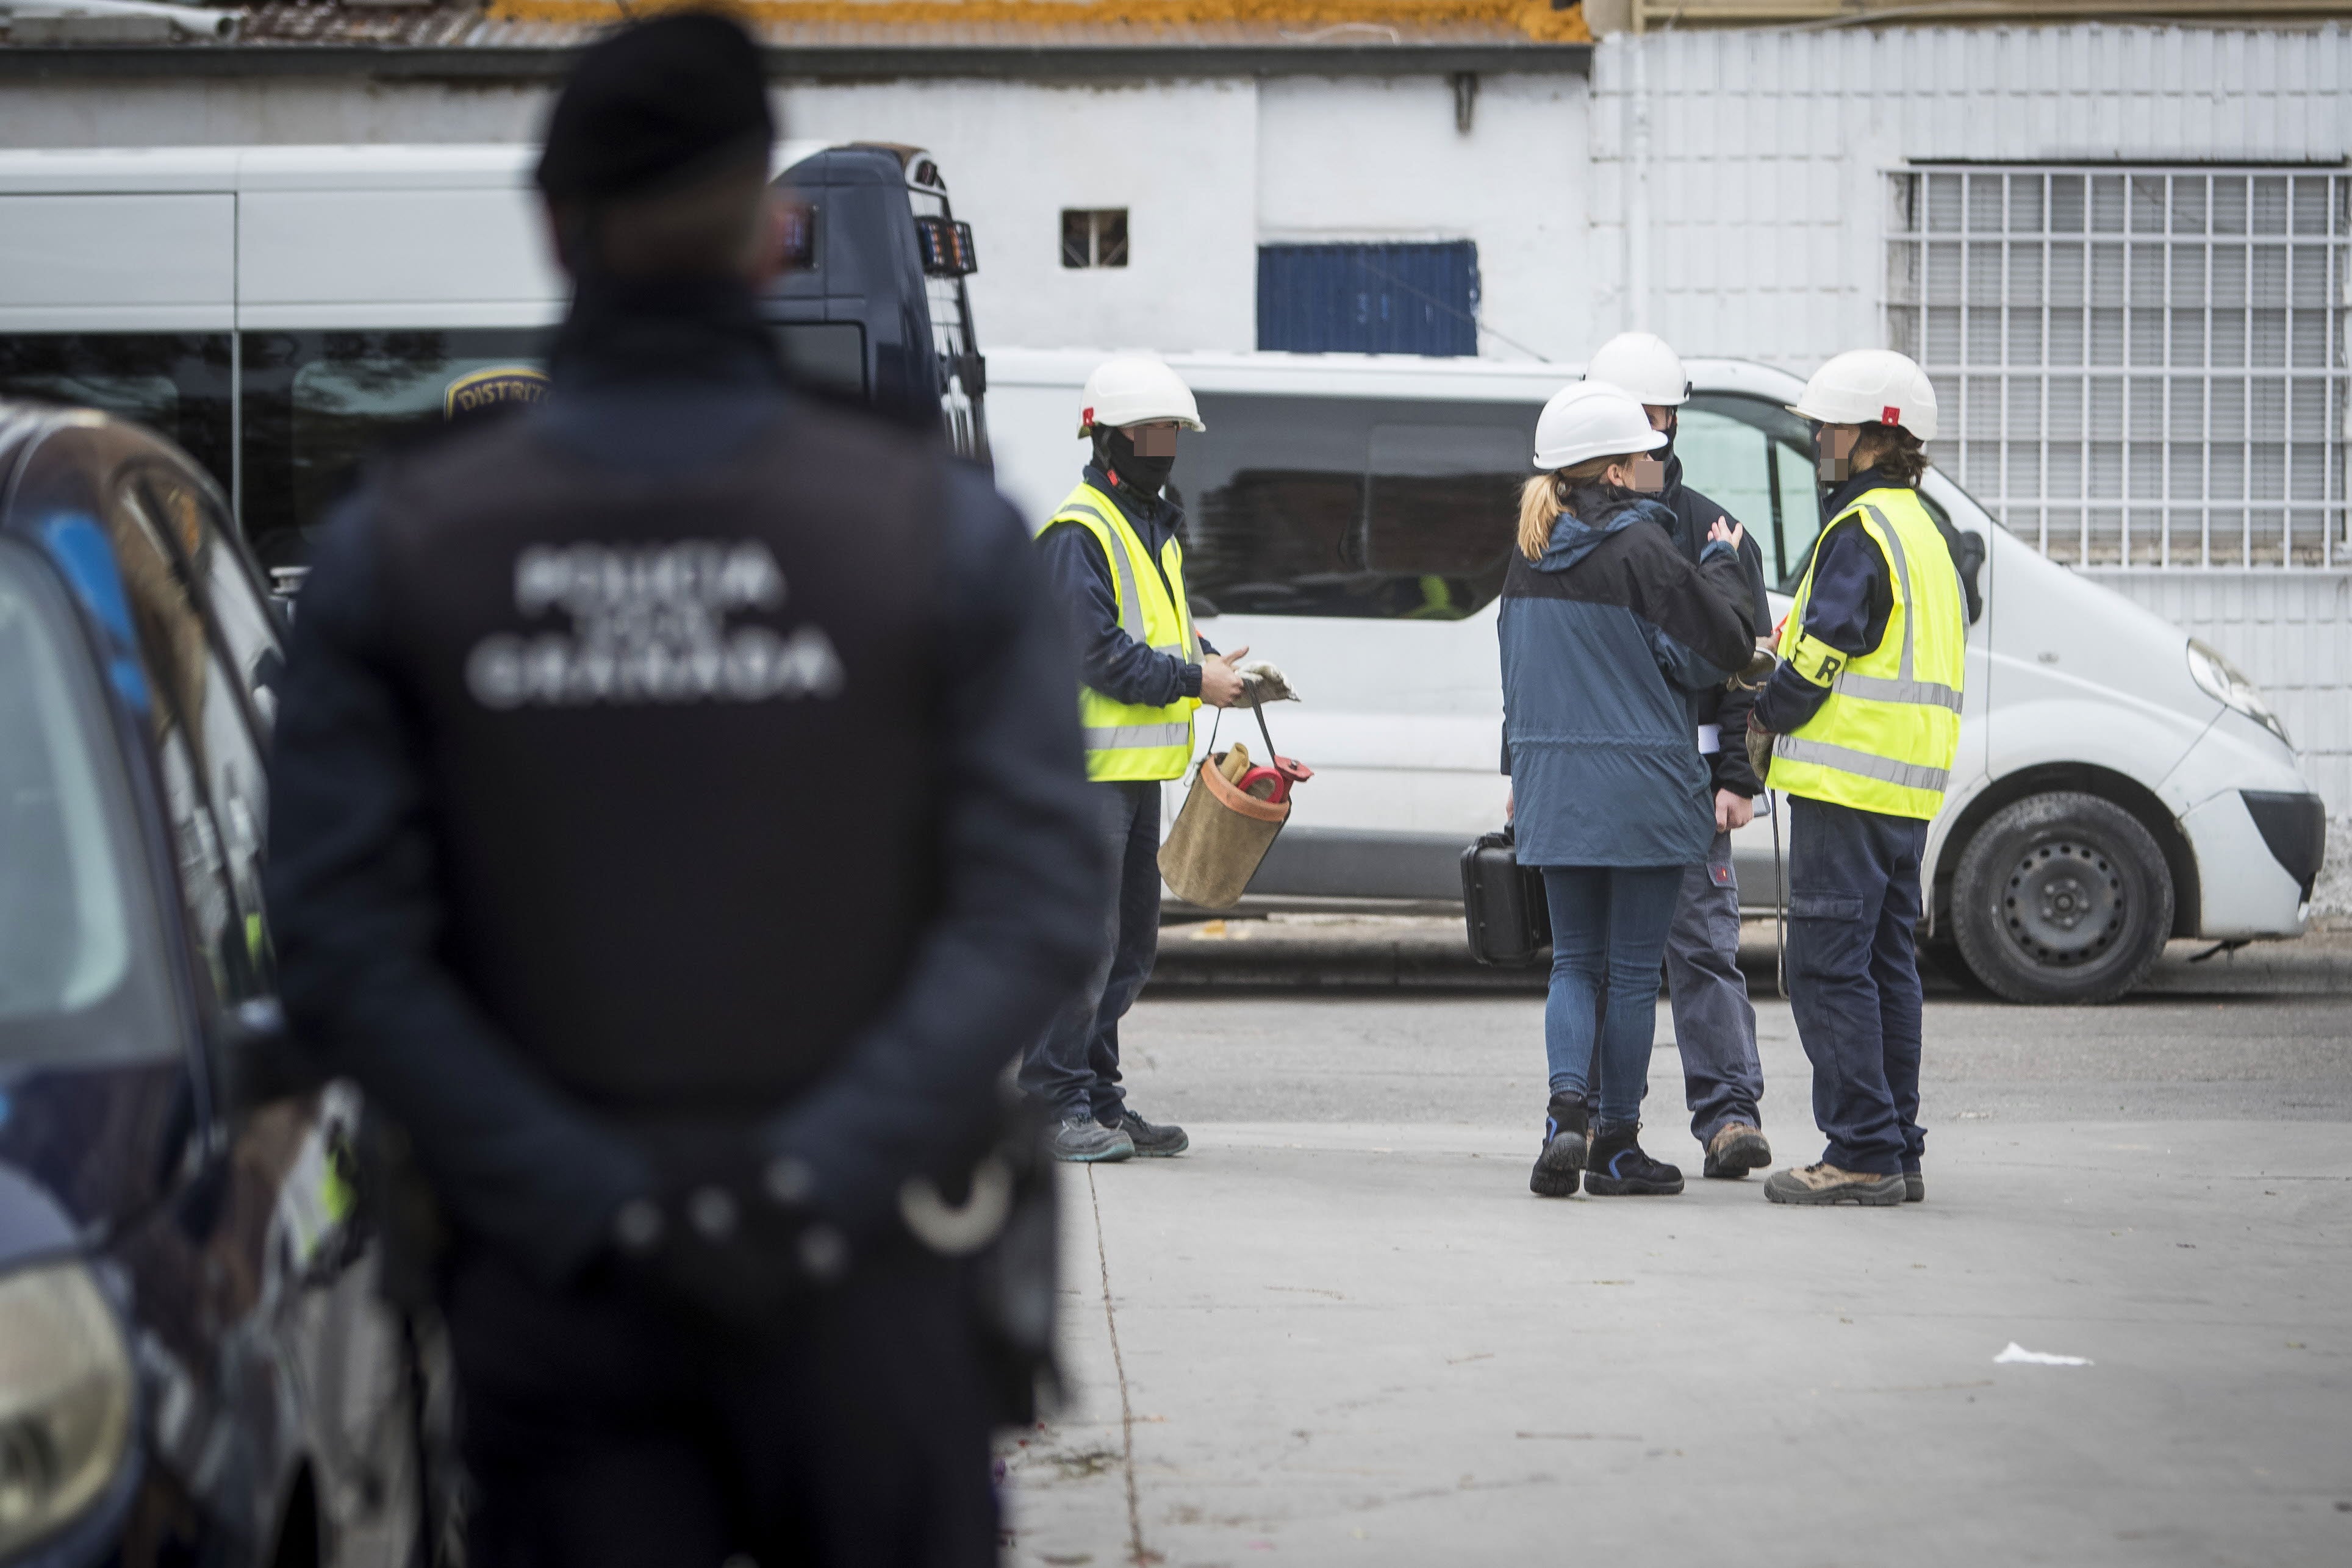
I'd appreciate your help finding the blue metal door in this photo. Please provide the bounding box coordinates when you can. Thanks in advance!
[1256,242,1480,357]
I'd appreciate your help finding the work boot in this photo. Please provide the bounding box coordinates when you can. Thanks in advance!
[1763,1162,1906,1206]
[1048,1114,1133,1163]
[1103,1108,1188,1158]
[1582,1122,1684,1196]
[1529,1091,1589,1198]
[1702,1122,1772,1180]
[1904,1164,1925,1204]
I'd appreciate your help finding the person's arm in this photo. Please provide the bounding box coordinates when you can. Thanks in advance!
[1635,530,1757,693]
[1737,526,1773,629]
[265,498,654,1287]
[1753,522,1893,734]
[1712,675,1762,798]
[1673,487,1774,628]
[1036,520,1201,705]
[757,468,1110,1242]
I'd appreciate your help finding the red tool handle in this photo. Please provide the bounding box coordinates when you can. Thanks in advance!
[1233,755,1314,805]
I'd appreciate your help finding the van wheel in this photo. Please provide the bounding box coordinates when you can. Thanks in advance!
[1949,792,2173,1005]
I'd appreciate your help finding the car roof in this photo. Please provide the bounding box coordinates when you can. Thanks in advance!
[0,400,235,543]
[0,401,90,524]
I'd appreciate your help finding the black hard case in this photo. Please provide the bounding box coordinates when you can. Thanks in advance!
[1459,827,1552,967]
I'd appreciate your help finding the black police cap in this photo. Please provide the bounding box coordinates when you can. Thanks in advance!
[536,10,775,204]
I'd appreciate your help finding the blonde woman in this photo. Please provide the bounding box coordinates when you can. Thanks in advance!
[1501,383,1756,1199]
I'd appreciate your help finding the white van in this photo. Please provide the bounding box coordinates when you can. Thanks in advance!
[0,141,987,576]
[989,348,2326,1004]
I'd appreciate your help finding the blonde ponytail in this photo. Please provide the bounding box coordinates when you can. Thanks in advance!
[1517,474,1566,560]
[1516,454,1643,559]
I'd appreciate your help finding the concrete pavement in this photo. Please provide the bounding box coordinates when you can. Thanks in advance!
[1000,978,2352,1567]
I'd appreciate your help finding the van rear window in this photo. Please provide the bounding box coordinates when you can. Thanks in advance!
[1171,393,1533,620]
[0,333,234,495]
[238,328,550,568]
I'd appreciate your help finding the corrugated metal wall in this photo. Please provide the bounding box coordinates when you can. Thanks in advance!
[1257,241,1481,356]
[1592,23,2352,823]
[1592,24,2352,373]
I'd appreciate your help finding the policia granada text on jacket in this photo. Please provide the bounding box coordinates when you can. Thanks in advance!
[264,16,1107,1564]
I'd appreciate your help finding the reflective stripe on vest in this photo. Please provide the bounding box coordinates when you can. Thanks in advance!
[1771,737,1951,795]
[1832,673,1962,712]
[1039,482,1201,783]
[1083,720,1194,751]
[1770,492,1966,820]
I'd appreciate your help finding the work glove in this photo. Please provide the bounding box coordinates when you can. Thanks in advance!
[1237,660,1302,706]
[606,1144,845,1339]
[1727,646,1777,692]
[1746,721,1776,789]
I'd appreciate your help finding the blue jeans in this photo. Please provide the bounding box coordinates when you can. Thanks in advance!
[1591,832,1767,1143]
[1785,797,1929,1176]
[1020,781,1160,1122]
[1539,864,1686,1127]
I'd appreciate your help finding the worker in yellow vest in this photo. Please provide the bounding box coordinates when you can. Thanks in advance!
[1022,355,1255,1162]
[1749,349,1967,1207]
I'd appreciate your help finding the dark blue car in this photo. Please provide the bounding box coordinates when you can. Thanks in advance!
[0,404,423,1566]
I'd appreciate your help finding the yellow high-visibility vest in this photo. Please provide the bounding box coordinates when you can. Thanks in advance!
[1770,487,1966,820]
[1038,481,1201,782]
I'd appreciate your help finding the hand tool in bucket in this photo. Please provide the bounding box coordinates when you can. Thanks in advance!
[1158,698,1311,910]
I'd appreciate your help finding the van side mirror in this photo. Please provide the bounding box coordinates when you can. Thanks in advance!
[210,997,326,1114]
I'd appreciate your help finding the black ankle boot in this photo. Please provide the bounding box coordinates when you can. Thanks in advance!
[1583,1122,1684,1196]
[1529,1092,1590,1198]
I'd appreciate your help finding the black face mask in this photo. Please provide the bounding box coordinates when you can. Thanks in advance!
[1627,415,1676,493]
[1099,427,1175,501]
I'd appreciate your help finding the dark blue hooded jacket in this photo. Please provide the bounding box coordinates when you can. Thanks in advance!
[1500,485,1758,868]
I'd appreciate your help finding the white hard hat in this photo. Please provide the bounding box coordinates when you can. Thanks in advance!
[1533,381,1667,471]
[1790,349,1939,442]
[1078,355,1205,438]
[1584,331,1690,407]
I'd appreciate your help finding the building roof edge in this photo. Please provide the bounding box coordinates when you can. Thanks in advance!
[0,39,1594,82]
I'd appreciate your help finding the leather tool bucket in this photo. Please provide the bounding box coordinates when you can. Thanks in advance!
[1158,705,1310,910]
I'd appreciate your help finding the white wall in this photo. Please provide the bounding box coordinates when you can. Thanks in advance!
[1255,73,1590,363]
[784,77,1260,353]
[1586,22,2352,814]
[0,73,1267,351]
[1589,23,2352,371]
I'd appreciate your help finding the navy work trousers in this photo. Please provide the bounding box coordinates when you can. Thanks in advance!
[1020,779,1159,1122]
[447,1245,998,1568]
[1784,795,1930,1176]
[1663,830,1766,1143]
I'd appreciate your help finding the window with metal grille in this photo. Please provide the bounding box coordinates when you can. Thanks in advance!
[1061,209,1127,269]
[1887,167,2349,568]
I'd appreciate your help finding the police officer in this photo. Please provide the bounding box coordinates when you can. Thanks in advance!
[1750,349,1966,1207]
[266,15,1105,1563]
[1023,356,1250,1162]
[1582,331,1775,1181]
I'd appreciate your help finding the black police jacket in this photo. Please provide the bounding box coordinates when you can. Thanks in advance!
[1653,449,1772,798]
[266,277,1108,1286]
